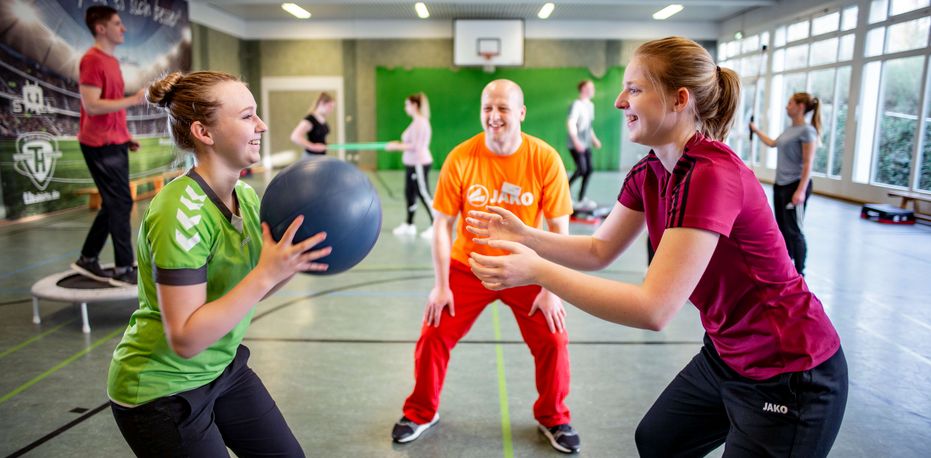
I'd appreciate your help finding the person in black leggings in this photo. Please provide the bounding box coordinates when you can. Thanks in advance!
[387,93,435,238]
[567,80,602,207]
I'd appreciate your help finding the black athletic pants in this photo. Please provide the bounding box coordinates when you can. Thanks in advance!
[568,148,593,201]
[111,346,304,458]
[636,335,847,458]
[80,143,134,267]
[773,180,812,276]
[404,164,434,225]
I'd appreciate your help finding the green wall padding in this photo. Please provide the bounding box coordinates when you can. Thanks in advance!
[375,67,624,171]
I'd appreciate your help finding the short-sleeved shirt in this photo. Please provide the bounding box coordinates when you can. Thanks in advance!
[304,114,329,155]
[401,116,432,166]
[107,170,263,406]
[567,99,595,150]
[618,132,839,380]
[434,132,572,266]
[774,124,817,185]
[78,47,132,147]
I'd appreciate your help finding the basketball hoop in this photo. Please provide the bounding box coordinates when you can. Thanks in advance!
[480,51,497,73]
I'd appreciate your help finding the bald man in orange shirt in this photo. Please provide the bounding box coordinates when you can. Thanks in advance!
[391,80,580,454]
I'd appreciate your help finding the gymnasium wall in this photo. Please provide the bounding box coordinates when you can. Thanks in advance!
[230,33,649,171]
[374,67,624,172]
[192,25,243,76]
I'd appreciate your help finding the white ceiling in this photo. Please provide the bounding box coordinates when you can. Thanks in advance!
[198,0,775,23]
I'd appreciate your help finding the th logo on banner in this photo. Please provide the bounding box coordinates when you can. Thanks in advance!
[14,132,62,191]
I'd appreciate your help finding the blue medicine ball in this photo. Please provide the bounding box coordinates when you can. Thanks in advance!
[260,157,382,275]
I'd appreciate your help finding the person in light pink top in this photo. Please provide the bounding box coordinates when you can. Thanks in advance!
[387,93,435,238]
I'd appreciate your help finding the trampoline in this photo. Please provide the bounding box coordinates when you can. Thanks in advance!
[31,267,137,333]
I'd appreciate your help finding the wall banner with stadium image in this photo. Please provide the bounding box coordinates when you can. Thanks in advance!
[0,0,191,220]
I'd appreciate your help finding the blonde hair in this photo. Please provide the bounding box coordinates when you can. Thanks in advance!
[792,92,822,135]
[634,36,740,141]
[146,71,240,152]
[407,92,430,119]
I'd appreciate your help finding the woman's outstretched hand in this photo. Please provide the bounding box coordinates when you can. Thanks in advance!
[468,239,543,290]
[465,206,529,246]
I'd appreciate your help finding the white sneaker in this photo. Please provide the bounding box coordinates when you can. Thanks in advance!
[393,223,417,236]
[579,198,598,211]
[420,226,434,239]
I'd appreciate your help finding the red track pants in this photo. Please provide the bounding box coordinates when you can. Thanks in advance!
[402,261,571,427]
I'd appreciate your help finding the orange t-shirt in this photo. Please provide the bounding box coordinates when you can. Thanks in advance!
[434,132,572,265]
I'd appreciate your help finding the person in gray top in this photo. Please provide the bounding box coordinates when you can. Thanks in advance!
[750,92,821,276]
[567,80,601,207]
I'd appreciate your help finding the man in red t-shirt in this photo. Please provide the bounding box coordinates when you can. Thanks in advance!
[391,80,581,454]
[71,5,145,287]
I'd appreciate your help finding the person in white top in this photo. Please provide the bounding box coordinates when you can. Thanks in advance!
[387,93,435,238]
[567,80,601,208]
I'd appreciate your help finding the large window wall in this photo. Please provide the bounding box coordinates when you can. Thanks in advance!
[719,0,931,196]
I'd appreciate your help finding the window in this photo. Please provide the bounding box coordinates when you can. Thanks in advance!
[842,6,859,30]
[775,26,787,47]
[786,44,809,70]
[866,27,886,56]
[722,32,770,165]
[873,56,924,187]
[742,34,761,53]
[918,59,931,191]
[812,12,841,36]
[832,67,852,177]
[723,0,931,194]
[773,48,786,72]
[890,0,929,16]
[809,69,837,174]
[855,62,884,183]
[738,81,756,161]
[885,17,930,54]
[871,0,889,23]
[810,38,838,66]
[787,20,810,42]
[839,34,855,61]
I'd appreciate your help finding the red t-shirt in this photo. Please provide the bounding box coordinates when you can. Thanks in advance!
[78,47,131,147]
[618,132,839,380]
[433,132,572,266]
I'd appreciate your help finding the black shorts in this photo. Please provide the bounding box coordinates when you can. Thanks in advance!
[111,346,304,457]
[635,335,847,457]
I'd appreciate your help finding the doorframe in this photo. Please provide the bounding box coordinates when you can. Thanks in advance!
[260,76,346,168]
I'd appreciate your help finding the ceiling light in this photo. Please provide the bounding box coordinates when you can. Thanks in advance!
[415,2,430,19]
[652,4,683,20]
[281,3,311,19]
[538,3,555,19]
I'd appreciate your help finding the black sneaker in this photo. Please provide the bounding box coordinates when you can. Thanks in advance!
[391,414,439,443]
[539,423,580,454]
[109,266,138,287]
[71,257,111,283]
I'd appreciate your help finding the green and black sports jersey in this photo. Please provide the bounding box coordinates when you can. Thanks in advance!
[108,170,262,406]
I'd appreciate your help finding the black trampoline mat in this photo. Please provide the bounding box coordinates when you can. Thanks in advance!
[57,270,118,289]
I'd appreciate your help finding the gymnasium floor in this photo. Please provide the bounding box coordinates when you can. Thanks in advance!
[0,169,929,457]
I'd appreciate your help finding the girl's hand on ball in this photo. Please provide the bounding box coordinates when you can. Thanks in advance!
[259,216,331,283]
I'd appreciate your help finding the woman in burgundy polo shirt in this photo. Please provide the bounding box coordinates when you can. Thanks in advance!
[466,36,847,457]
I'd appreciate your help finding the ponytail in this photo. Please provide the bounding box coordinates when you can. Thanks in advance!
[308,92,333,114]
[792,92,822,135]
[634,37,740,141]
[809,97,822,135]
[707,66,741,141]
[407,92,430,119]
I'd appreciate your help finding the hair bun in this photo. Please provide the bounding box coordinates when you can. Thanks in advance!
[146,72,184,108]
